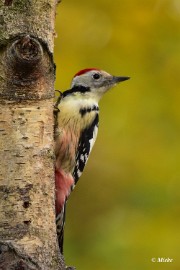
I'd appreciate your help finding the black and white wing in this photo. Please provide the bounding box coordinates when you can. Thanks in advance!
[73,114,99,184]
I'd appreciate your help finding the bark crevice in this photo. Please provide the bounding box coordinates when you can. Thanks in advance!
[0,241,40,270]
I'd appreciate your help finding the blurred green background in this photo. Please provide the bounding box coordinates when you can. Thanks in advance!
[54,0,180,269]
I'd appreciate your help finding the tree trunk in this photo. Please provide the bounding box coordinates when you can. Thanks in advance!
[0,1,65,269]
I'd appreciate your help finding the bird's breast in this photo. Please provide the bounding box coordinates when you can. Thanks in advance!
[55,99,99,173]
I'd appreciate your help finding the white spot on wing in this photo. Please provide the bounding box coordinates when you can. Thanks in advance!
[89,125,98,153]
[77,170,81,178]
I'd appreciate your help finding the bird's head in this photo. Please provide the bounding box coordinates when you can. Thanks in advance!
[70,68,130,101]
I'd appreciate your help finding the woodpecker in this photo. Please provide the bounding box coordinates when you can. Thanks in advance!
[54,68,129,253]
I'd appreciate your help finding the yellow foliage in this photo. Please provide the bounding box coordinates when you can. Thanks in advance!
[54,1,180,269]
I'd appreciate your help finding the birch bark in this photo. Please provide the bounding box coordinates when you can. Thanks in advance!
[0,1,65,269]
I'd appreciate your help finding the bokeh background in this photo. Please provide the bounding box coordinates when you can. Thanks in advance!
[54,1,180,269]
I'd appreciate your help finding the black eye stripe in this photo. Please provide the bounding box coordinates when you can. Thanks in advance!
[93,73,101,80]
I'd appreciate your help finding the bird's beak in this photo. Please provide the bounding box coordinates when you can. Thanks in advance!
[99,74,130,96]
[112,76,130,84]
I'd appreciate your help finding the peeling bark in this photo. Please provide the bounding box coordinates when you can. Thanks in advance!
[0,1,65,269]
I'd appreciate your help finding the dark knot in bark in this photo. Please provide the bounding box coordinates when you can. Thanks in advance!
[0,35,54,101]
[6,35,43,85]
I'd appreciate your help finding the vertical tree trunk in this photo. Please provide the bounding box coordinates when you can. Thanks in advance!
[0,1,65,269]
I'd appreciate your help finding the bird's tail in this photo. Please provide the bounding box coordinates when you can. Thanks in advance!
[56,201,67,254]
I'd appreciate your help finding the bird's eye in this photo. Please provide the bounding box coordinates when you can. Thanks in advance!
[93,73,101,80]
